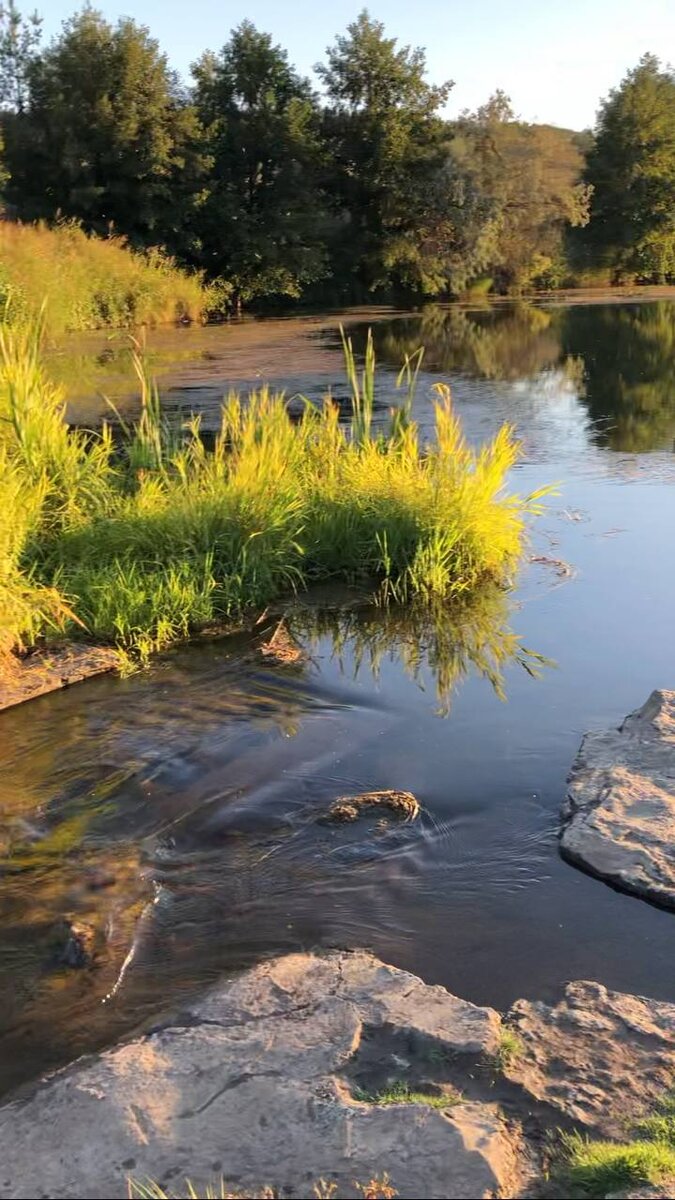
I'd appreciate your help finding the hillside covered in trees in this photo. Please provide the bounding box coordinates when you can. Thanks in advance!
[0,3,673,312]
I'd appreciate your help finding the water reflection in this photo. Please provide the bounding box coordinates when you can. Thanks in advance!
[49,298,675,454]
[352,300,675,453]
[0,588,545,1095]
[562,303,675,452]
[291,587,550,714]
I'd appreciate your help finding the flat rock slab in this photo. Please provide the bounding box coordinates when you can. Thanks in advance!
[0,644,119,711]
[0,949,517,1200]
[560,689,675,907]
[506,979,675,1136]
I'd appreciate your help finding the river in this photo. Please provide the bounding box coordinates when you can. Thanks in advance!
[1,298,674,1097]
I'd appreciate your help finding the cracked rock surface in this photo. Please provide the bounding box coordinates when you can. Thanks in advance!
[561,689,675,906]
[0,950,514,1200]
[1,950,674,1199]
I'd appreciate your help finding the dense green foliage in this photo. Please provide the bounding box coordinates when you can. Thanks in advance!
[581,54,675,282]
[0,5,672,303]
[0,319,544,669]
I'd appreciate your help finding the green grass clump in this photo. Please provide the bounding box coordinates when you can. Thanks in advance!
[0,316,549,673]
[352,1080,459,1109]
[0,220,216,335]
[491,1028,525,1071]
[561,1092,675,1198]
[562,1133,675,1198]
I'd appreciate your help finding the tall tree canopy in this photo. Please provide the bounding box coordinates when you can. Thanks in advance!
[317,9,453,298]
[5,8,207,249]
[583,54,675,282]
[192,21,330,305]
[449,93,591,290]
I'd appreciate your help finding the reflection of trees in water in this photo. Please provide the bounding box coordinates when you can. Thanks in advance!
[292,587,549,715]
[562,302,675,452]
[358,303,564,381]
[357,300,675,453]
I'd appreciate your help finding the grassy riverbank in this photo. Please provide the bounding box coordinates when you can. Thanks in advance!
[0,222,215,335]
[0,321,547,673]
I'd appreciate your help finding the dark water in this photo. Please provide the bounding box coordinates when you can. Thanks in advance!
[2,299,675,1097]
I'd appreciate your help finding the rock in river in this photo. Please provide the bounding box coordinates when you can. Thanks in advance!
[1,949,675,1198]
[560,689,675,907]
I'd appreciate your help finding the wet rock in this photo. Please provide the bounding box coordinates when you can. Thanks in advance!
[560,690,675,907]
[505,979,675,1136]
[53,918,97,968]
[325,790,421,823]
[0,644,119,712]
[0,949,514,1200]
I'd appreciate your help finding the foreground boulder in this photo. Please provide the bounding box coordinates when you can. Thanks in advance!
[506,979,675,1136]
[1,950,674,1199]
[560,690,675,907]
[0,950,517,1200]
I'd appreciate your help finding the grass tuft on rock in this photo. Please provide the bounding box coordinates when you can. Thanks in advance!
[561,1092,675,1198]
[0,315,550,675]
[352,1080,460,1109]
[562,1133,675,1198]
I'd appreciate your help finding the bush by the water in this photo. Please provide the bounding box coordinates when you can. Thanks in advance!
[0,320,547,672]
[0,221,216,335]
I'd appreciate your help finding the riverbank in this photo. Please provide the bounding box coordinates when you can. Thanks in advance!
[0,222,216,336]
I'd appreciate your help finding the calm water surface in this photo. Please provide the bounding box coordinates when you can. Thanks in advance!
[2,299,675,1096]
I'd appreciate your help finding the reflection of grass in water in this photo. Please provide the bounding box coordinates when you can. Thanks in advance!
[292,588,552,714]
[44,336,207,405]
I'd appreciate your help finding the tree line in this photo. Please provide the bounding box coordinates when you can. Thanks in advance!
[0,4,673,310]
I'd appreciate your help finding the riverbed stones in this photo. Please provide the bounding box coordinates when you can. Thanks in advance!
[560,689,675,907]
[505,979,675,1136]
[0,949,517,1200]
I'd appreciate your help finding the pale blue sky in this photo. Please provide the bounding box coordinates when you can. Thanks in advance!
[40,0,675,129]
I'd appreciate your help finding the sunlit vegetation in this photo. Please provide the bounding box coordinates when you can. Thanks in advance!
[352,1080,459,1109]
[3,7,669,309]
[0,319,548,674]
[128,1175,398,1199]
[0,221,215,335]
[561,1094,675,1198]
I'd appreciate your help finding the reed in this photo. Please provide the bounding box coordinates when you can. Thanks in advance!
[0,316,549,672]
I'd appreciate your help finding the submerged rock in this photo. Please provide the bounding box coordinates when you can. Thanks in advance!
[53,918,97,968]
[560,689,675,907]
[325,790,421,823]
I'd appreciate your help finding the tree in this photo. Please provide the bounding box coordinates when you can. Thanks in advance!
[449,93,591,291]
[192,21,330,305]
[317,9,453,298]
[6,8,209,251]
[0,0,41,113]
[583,54,675,282]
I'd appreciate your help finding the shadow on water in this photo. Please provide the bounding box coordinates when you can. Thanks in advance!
[0,588,549,1096]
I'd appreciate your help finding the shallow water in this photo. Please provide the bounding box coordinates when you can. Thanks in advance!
[2,298,675,1097]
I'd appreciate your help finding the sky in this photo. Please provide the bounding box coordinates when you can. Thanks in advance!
[40,0,675,130]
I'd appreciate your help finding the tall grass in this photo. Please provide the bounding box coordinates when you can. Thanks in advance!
[0,316,549,673]
[0,220,215,335]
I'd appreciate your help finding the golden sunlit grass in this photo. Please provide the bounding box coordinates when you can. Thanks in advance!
[0,319,550,675]
[0,220,214,335]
